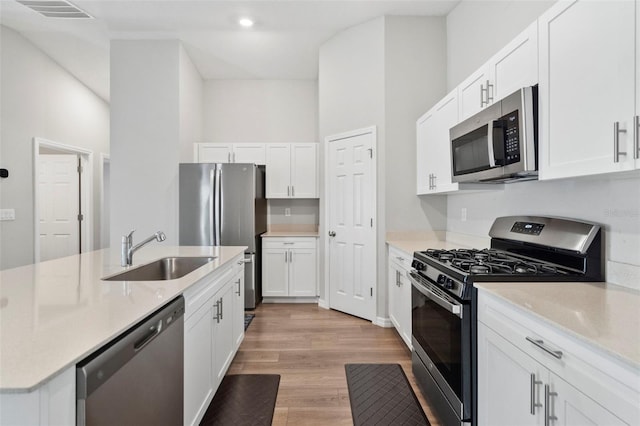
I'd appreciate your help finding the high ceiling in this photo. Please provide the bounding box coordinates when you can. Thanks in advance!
[0,0,461,101]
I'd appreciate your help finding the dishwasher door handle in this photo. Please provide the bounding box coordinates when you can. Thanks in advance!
[134,319,163,352]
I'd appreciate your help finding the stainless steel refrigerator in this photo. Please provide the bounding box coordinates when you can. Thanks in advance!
[179,163,267,309]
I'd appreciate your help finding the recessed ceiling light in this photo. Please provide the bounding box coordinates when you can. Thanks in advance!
[238,18,254,28]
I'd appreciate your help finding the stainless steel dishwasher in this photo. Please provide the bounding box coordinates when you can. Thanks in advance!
[76,296,185,426]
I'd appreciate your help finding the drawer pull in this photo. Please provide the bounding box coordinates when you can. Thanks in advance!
[526,336,563,359]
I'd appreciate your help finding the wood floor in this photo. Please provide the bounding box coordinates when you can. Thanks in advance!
[227,303,443,425]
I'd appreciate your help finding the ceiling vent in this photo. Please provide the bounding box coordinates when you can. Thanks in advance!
[16,0,92,18]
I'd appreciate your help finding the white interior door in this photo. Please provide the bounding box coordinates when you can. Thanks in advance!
[38,154,79,261]
[327,128,376,321]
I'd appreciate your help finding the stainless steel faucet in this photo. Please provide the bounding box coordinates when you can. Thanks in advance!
[121,230,166,266]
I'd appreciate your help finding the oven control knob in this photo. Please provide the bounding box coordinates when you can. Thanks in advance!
[412,260,425,271]
[437,274,446,284]
[444,278,455,289]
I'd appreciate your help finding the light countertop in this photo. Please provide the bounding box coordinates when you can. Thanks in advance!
[475,282,640,368]
[0,245,246,392]
[387,239,470,256]
[262,231,319,237]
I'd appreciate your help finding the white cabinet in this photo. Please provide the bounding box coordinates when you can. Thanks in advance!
[265,143,318,198]
[183,254,245,426]
[262,237,317,298]
[538,0,639,179]
[458,22,538,121]
[387,246,412,349]
[477,290,640,426]
[416,90,460,194]
[194,143,266,165]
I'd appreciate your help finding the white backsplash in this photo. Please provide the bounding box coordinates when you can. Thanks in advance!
[268,199,319,227]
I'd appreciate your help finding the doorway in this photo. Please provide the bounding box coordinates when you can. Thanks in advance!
[324,127,377,322]
[33,138,93,262]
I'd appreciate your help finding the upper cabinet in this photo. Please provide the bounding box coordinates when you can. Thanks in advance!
[265,143,318,199]
[458,22,538,121]
[417,90,460,194]
[538,0,640,180]
[194,143,266,165]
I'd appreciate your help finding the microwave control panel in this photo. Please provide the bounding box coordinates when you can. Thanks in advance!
[502,110,520,164]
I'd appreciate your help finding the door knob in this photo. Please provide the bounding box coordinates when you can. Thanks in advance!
[328,231,336,237]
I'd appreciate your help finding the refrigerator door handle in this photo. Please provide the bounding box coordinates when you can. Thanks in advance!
[213,166,222,246]
[209,169,215,245]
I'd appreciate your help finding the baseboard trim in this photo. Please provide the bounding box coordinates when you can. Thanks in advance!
[317,299,329,309]
[373,316,393,328]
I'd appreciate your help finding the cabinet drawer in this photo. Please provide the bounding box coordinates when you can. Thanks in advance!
[477,290,640,423]
[262,237,317,249]
[183,261,235,318]
[388,246,412,271]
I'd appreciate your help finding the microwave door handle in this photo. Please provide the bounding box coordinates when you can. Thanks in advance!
[487,122,496,168]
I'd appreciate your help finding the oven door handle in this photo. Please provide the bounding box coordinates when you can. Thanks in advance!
[408,271,463,318]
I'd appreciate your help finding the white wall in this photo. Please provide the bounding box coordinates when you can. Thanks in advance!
[0,26,109,270]
[385,16,448,233]
[179,46,204,163]
[446,0,556,90]
[203,80,318,143]
[444,0,640,285]
[110,40,181,248]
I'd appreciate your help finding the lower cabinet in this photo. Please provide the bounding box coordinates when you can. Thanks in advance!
[477,290,639,426]
[262,237,317,298]
[387,246,412,349]
[184,254,245,426]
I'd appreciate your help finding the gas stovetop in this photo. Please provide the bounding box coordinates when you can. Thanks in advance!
[416,248,576,277]
[409,216,604,301]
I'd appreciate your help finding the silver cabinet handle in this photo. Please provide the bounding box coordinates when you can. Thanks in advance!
[287,185,290,196]
[289,250,292,263]
[530,373,543,415]
[480,82,486,107]
[526,336,563,359]
[544,385,558,426]
[432,174,437,189]
[634,116,639,159]
[235,278,241,296]
[486,79,494,104]
[396,256,404,261]
[227,152,231,163]
[284,251,288,263]
[214,299,221,323]
[292,186,295,197]
[219,297,223,320]
[614,121,627,163]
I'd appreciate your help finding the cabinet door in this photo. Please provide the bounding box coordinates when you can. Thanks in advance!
[289,248,317,296]
[491,22,538,101]
[197,144,232,163]
[477,322,546,426]
[265,144,291,198]
[233,144,266,165]
[549,374,628,426]
[430,93,459,193]
[184,304,214,426]
[262,247,289,296]
[388,259,402,332]
[416,111,432,195]
[290,144,318,198]
[231,270,244,349]
[458,65,490,121]
[212,283,235,386]
[539,0,636,179]
[397,265,412,348]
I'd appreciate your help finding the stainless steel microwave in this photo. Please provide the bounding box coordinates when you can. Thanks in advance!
[450,86,538,183]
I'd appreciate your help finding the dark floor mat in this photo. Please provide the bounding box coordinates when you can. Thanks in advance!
[244,313,255,331]
[345,364,430,426]
[200,374,280,426]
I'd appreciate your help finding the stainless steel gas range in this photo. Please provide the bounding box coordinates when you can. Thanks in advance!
[408,216,604,426]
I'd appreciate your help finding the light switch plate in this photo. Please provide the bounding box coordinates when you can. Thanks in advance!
[0,209,15,221]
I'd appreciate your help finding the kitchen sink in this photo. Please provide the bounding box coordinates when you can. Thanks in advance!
[102,256,216,281]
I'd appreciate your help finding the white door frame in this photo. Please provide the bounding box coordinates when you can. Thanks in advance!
[33,137,94,262]
[323,126,378,320]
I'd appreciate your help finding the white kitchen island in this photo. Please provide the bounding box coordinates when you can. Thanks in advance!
[0,245,246,425]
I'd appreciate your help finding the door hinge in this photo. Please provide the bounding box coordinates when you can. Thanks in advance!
[77,213,84,221]
[368,148,373,158]
[370,218,373,227]
[77,164,83,174]
[370,288,373,297]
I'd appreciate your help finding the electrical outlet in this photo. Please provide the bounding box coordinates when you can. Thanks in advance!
[461,208,467,222]
[285,208,291,217]
[0,209,15,221]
